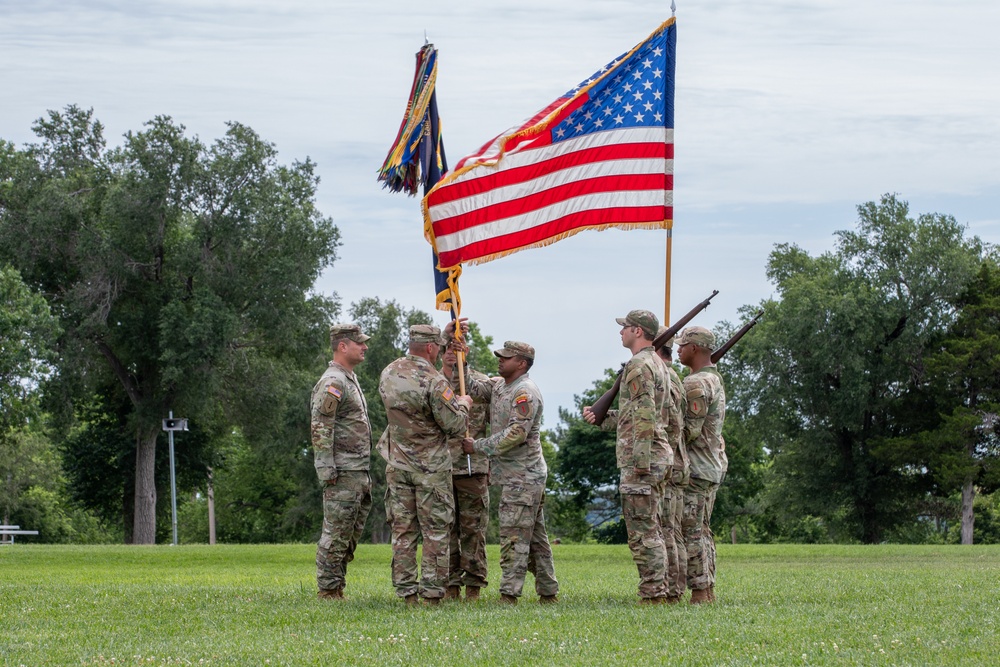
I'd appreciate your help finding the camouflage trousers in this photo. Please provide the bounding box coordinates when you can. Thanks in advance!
[497,484,559,598]
[316,470,373,593]
[448,473,490,589]
[682,476,719,591]
[385,467,455,599]
[620,468,667,599]
[659,470,688,598]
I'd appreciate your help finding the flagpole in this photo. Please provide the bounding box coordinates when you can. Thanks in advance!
[664,228,672,325]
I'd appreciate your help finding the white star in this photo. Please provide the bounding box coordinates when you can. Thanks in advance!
[643,101,653,111]
[614,114,625,124]
[623,103,633,113]
[642,58,652,69]
[653,47,663,57]
[584,111,593,120]
[594,119,604,128]
[653,112,663,122]
[613,94,623,104]
[604,106,614,116]
[653,91,662,101]
[633,91,643,101]
[555,127,566,138]
[623,83,633,93]
[575,123,584,132]
[613,75,623,84]
[633,70,643,80]
[652,68,662,79]
[634,112,644,122]
[642,80,653,91]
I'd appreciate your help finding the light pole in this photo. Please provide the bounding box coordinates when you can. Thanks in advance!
[162,412,189,546]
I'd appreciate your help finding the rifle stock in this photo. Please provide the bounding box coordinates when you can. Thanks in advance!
[710,309,764,364]
[588,290,719,426]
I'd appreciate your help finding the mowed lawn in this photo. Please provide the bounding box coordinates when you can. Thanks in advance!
[2,543,997,666]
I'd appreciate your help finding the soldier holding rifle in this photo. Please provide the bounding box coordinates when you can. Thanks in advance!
[583,309,672,604]
[655,327,689,603]
[676,325,727,604]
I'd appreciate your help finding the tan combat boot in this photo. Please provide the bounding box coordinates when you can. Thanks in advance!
[707,585,716,602]
[500,593,518,605]
[444,585,461,600]
[689,588,712,604]
[423,597,441,606]
[404,594,419,607]
[465,586,481,601]
[317,589,344,600]
[539,595,558,605]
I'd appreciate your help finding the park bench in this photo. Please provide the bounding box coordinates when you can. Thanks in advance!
[0,524,39,545]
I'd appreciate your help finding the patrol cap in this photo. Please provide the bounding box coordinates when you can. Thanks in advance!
[676,325,716,350]
[494,340,535,361]
[615,309,659,338]
[656,325,674,348]
[329,323,371,344]
[409,323,442,344]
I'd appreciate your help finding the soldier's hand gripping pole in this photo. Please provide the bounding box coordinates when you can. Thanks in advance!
[710,309,764,364]
[588,290,719,426]
[451,319,473,475]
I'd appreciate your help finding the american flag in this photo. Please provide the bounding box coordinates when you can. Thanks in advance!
[423,18,675,271]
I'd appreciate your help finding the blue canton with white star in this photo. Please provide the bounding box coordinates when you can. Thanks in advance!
[551,29,673,143]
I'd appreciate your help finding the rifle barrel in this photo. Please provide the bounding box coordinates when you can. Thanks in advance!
[589,290,719,426]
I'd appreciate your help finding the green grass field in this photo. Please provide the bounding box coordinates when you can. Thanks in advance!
[2,544,997,666]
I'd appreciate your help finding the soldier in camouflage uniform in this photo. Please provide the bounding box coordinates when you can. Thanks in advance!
[442,346,491,601]
[311,323,374,600]
[676,325,727,604]
[655,326,689,603]
[378,324,472,605]
[449,341,559,605]
[583,310,672,604]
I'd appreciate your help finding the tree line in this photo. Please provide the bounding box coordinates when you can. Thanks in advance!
[2,108,997,544]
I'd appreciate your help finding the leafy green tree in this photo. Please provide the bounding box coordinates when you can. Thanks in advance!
[890,260,1000,543]
[0,265,59,429]
[729,194,986,542]
[0,106,339,543]
[550,371,620,540]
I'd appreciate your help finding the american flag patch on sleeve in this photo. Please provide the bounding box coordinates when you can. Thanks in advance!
[327,386,342,399]
[442,387,454,401]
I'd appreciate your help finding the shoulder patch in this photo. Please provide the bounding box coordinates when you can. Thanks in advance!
[514,393,533,418]
[442,386,454,401]
[327,385,343,399]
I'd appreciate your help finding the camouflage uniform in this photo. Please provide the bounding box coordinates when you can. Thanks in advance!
[466,341,558,600]
[678,327,727,594]
[656,328,690,599]
[311,324,373,595]
[447,368,491,590]
[606,310,672,600]
[378,325,469,600]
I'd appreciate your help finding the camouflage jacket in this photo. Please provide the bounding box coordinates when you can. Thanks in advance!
[447,368,491,476]
[682,365,727,483]
[378,354,469,474]
[602,347,671,471]
[465,372,547,487]
[661,358,689,481]
[311,361,372,481]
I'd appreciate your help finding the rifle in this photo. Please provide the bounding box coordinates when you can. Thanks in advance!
[588,290,719,426]
[710,309,764,363]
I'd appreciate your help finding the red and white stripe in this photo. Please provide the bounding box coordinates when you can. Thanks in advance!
[424,126,673,269]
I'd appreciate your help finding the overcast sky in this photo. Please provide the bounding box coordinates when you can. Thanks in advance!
[3,0,999,426]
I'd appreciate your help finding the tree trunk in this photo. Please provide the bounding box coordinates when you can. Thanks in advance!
[960,478,975,545]
[132,427,158,544]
